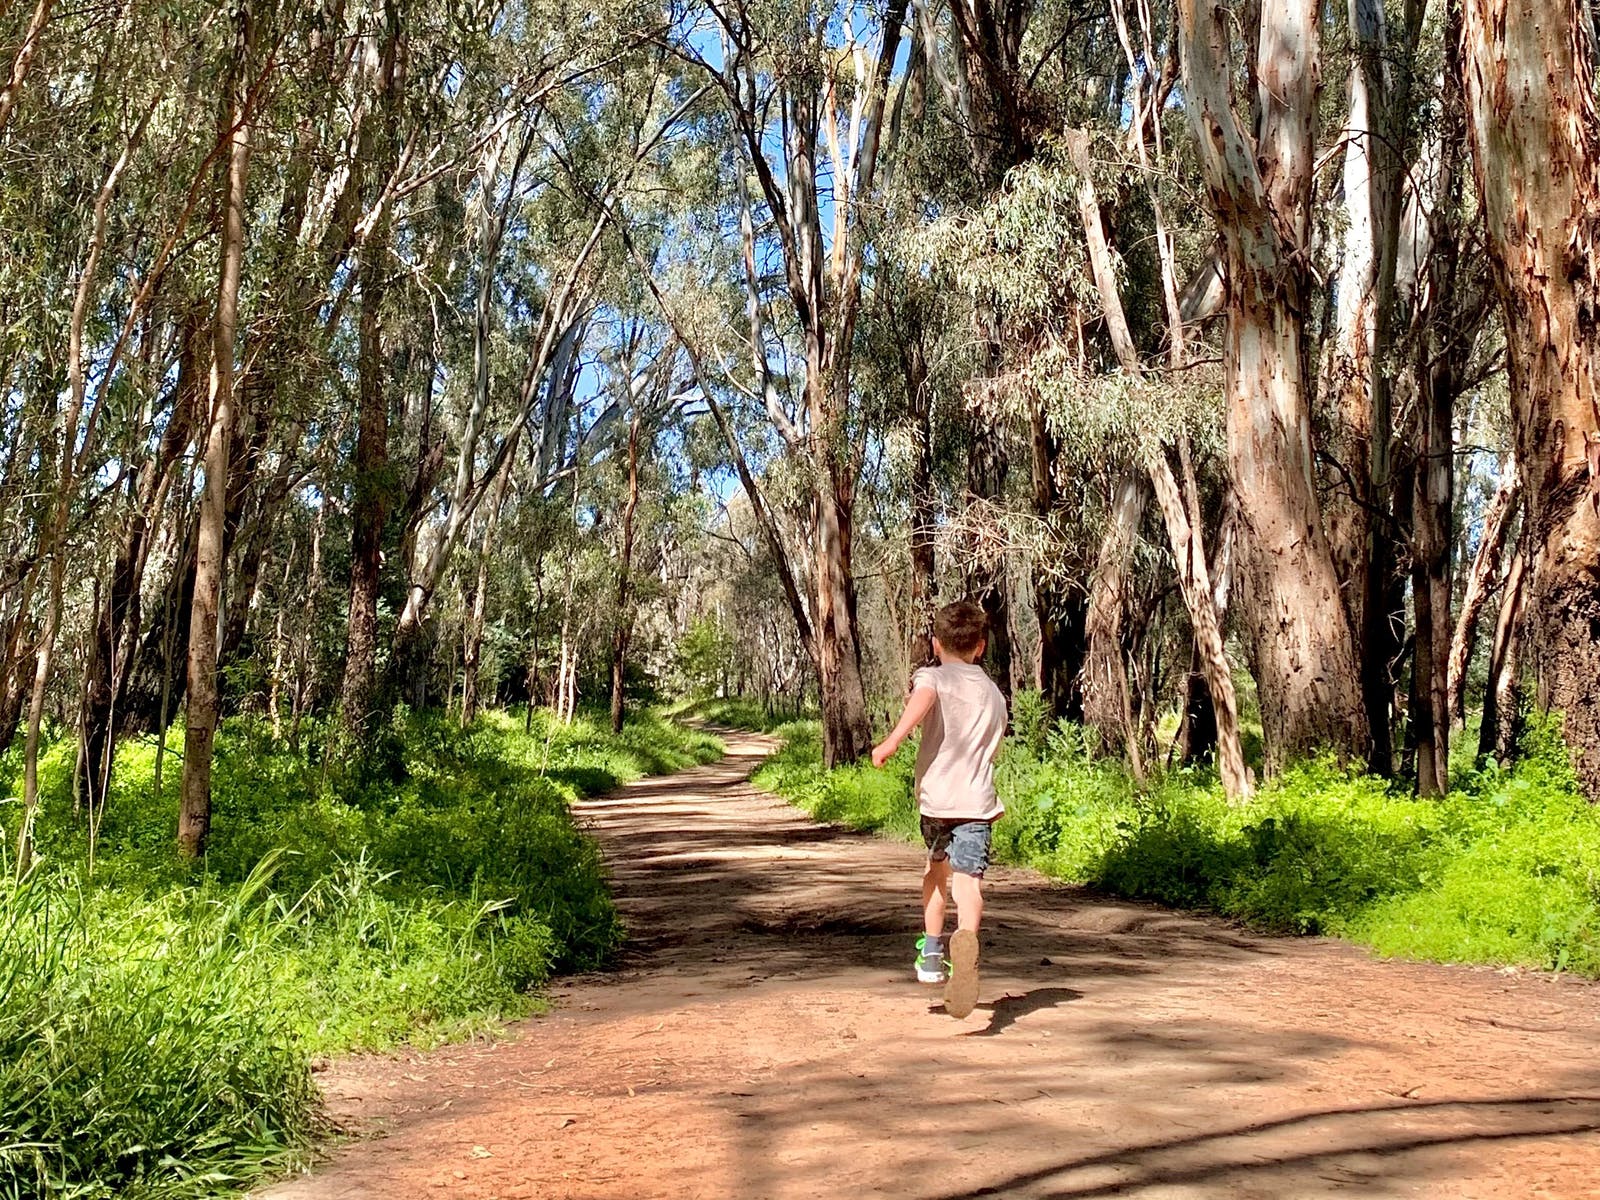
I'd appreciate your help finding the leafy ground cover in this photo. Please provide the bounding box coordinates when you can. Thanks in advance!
[0,709,720,1200]
[742,700,1600,978]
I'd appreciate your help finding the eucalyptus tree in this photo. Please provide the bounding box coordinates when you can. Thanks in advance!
[178,1,257,858]
[668,0,910,767]
[1460,0,1600,799]
[1175,0,1371,770]
[1312,0,1424,775]
[376,29,700,715]
[337,0,406,740]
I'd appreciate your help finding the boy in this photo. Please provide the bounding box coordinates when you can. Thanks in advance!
[871,599,1007,1019]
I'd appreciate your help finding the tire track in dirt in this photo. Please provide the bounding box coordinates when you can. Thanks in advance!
[259,731,1600,1199]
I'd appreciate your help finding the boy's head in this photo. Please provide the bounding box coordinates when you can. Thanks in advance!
[931,599,988,664]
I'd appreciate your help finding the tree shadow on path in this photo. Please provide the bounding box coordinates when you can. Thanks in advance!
[934,1094,1600,1199]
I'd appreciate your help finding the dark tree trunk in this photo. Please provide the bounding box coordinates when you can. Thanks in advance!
[1030,397,1085,722]
[1410,347,1456,796]
[339,2,402,739]
[339,263,391,736]
[966,410,1012,700]
[1175,644,1219,766]
[815,444,873,768]
[609,413,641,734]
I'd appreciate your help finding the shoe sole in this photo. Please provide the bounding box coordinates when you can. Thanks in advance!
[944,929,979,1018]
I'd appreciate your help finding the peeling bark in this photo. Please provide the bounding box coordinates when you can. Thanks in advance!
[1461,0,1600,797]
[1176,0,1371,769]
[1083,473,1149,777]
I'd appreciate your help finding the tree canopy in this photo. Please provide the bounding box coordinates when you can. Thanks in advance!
[2,0,1597,866]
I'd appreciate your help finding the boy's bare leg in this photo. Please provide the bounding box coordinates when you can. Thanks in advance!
[944,874,983,1017]
[922,857,952,937]
[950,870,983,933]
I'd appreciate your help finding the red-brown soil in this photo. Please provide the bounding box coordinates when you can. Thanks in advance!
[259,731,1600,1199]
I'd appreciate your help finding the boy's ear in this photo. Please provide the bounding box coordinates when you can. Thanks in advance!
[974,636,987,660]
[930,635,945,659]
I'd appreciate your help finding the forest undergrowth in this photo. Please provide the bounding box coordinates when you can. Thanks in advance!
[694,697,1600,980]
[0,709,720,1200]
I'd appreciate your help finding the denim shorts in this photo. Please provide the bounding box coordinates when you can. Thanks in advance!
[921,815,994,877]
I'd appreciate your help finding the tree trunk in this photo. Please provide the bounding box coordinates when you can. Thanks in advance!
[460,552,489,727]
[815,449,873,767]
[178,42,252,858]
[1177,0,1371,770]
[902,317,938,674]
[1410,375,1454,795]
[1083,473,1148,776]
[1175,643,1218,765]
[339,3,402,738]
[339,248,391,735]
[1030,397,1085,723]
[1460,0,1600,797]
[609,412,641,734]
[1479,548,1527,764]
[1178,499,1236,765]
[1322,0,1417,776]
[1148,443,1251,799]
[1447,467,1519,726]
[965,371,1013,701]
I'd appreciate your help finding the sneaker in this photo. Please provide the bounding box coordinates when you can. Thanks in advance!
[914,935,947,984]
[944,929,979,1018]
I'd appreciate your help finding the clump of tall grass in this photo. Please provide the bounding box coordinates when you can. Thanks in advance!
[0,857,316,1199]
[752,700,1600,977]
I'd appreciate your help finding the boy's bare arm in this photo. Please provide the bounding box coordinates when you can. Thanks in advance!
[871,685,936,768]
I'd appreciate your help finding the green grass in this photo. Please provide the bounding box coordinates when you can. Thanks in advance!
[744,700,1600,978]
[0,707,721,1199]
[668,696,815,733]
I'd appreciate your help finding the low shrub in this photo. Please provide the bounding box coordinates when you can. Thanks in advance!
[751,703,1600,976]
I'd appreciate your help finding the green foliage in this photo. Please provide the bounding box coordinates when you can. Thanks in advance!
[670,696,815,732]
[752,711,1600,976]
[671,616,737,697]
[753,723,922,842]
[0,862,317,1199]
[0,708,721,1199]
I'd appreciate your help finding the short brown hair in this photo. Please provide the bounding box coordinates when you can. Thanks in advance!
[933,599,988,656]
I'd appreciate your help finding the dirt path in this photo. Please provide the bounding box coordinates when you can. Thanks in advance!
[261,731,1600,1199]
